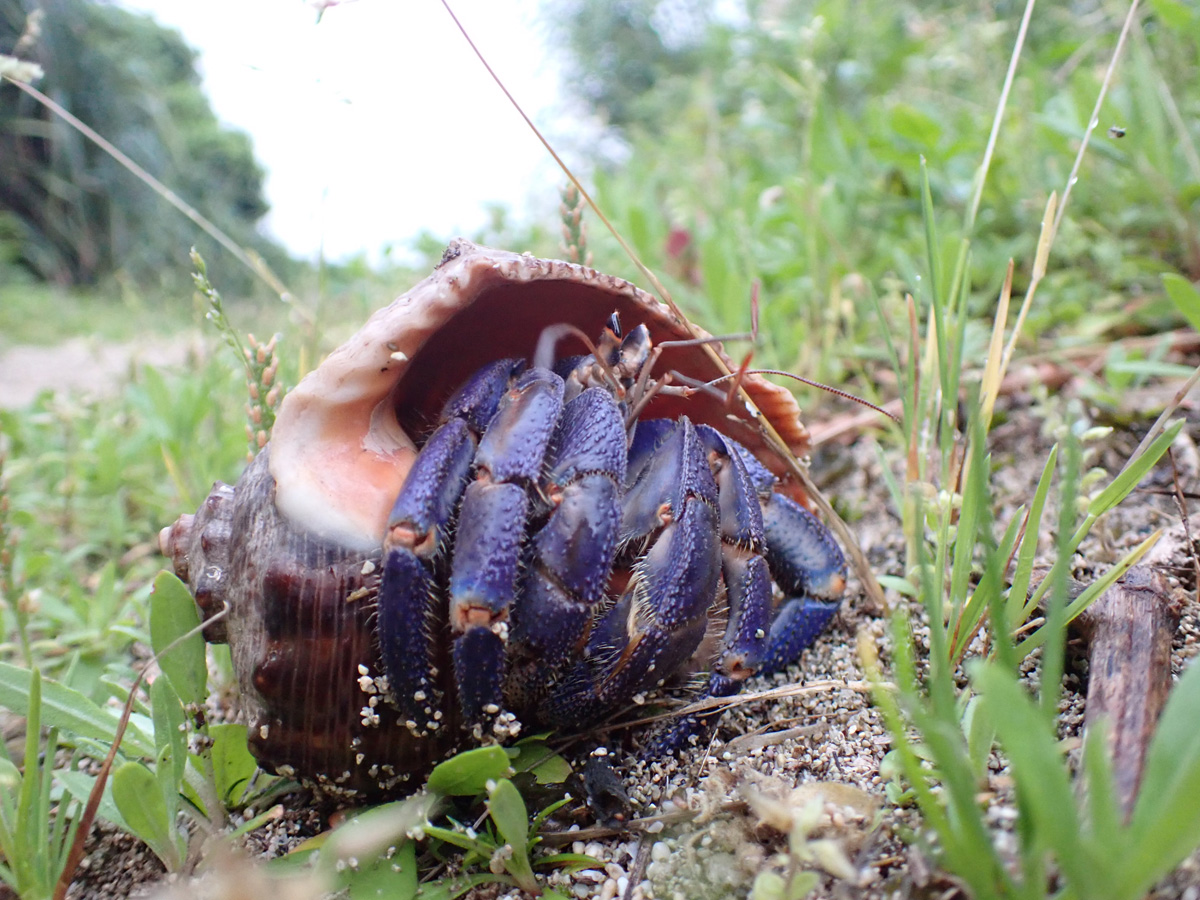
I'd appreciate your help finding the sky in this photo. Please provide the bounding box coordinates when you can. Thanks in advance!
[117,0,570,263]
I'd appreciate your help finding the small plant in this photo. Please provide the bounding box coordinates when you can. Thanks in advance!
[270,739,585,898]
[105,572,280,872]
[0,572,279,882]
[855,1,1200,893]
[0,670,81,900]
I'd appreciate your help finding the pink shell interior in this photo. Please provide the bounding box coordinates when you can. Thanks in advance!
[269,240,810,551]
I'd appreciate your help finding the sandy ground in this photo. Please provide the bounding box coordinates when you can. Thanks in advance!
[0,335,202,409]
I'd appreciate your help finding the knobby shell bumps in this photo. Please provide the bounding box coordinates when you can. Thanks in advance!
[159,240,847,796]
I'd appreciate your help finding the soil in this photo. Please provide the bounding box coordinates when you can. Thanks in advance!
[7,342,1200,899]
[0,335,201,410]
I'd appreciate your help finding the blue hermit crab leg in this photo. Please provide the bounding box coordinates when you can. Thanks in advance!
[728,441,848,678]
[377,358,522,735]
[506,385,627,709]
[696,425,774,684]
[447,367,565,729]
[548,418,723,728]
[639,424,777,753]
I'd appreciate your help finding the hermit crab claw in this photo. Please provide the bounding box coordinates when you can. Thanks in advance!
[159,240,819,796]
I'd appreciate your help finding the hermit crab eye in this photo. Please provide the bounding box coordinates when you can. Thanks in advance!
[606,311,622,339]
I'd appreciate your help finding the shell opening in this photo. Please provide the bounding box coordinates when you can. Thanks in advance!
[267,242,810,553]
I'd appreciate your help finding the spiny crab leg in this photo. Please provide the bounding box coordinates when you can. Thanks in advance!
[547,418,724,728]
[447,367,565,727]
[379,359,523,735]
[505,386,627,709]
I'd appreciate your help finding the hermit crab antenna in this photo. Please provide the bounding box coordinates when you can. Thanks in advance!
[655,332,754,351]
[707,370,902,425]
[750,281,761,342]
[533,322,595,370]
[724,350,755,409]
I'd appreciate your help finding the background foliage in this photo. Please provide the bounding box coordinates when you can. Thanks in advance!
[545,0,1199,393]
[0,0,289,291]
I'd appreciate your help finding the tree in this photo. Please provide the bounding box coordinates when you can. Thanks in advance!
[542,0,717,135]
[0,0,285,289]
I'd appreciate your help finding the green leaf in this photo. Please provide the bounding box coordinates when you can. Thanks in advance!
[345,839,418,900]
[426,746,512,796]
[327,795,439,865]
[149,676,186,820]
[1008,446,1058,627]
[1149,0,1197,31]
[1120,657,1200,896]
[962,694,996,779]
[149,571,208,706]
[55,770,130,833]
[890,103,943,147]
[420,824,484,854]
[875,574,916,597]
[751,871,786,900]
[973,663,1098,895]
[1105,359,1196,379]
[1017,537,1156,657]
[534,852,602,870]
[1162,273,1200,333]
[1080,723,1121,856]
[16,669,41,861]
[488,779,536,891]
[508,740,572,785]
[1086,421,1183,517]
[209,723,259,808]
[112,760,182,871]
[487,779,529,857]
[0,662,153,758]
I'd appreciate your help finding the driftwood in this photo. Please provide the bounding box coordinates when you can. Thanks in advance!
[1074,566,1182,821]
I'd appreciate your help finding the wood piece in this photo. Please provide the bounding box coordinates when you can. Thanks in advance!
[1075,565,1181,821]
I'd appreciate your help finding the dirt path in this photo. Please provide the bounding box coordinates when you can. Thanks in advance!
[0,334,204,409]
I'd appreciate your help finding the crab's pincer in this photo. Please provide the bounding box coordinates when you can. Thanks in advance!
[506,386,626,709]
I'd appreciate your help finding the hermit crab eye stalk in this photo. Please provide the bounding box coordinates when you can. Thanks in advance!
[606,311,622,339]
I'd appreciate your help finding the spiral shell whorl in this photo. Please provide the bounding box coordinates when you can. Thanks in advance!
[165,450,459,795]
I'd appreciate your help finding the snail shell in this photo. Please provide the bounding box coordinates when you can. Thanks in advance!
[160,240,812,796]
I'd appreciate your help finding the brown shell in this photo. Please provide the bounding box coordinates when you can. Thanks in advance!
[160,240,812,795]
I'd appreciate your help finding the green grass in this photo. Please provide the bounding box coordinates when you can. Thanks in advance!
[0,0,1198,897]
[0,281,188,348]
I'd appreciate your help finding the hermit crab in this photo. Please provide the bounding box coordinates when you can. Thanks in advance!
[159,240,847,796]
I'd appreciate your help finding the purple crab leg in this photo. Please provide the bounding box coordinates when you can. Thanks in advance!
[642,425,775,753]
[727,439,847,677]
[547,419,722,728]
[624,418,674,490]
[654,434,847,753]
[377,359,521,734]
[696,425,773,680]
[448,367,565,724]
[506,386,626,710]
[756,492,846,676]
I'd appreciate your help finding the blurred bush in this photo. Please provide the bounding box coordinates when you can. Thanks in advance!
[0,0,291,293]
[545,0,1200,384]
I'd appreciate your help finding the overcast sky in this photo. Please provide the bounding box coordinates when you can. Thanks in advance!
[117,0,568,263]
